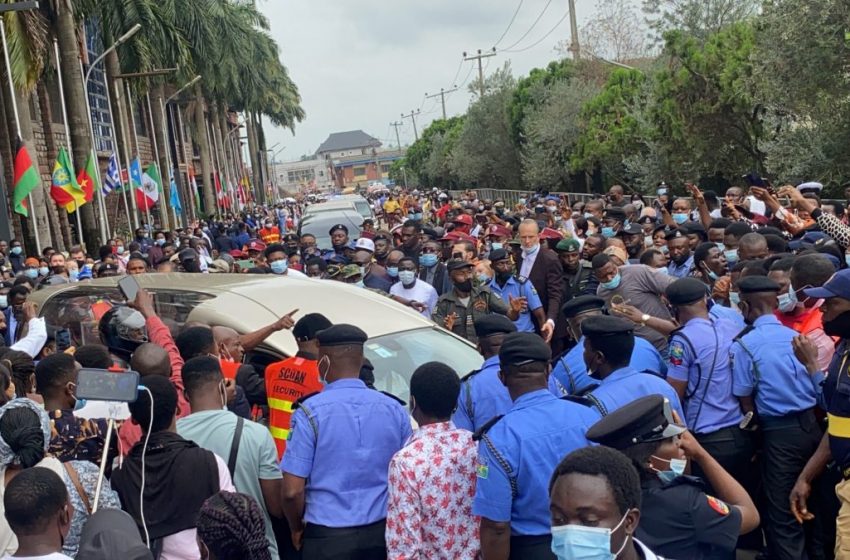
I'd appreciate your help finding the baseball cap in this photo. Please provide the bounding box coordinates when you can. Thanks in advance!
[804,269,850,300]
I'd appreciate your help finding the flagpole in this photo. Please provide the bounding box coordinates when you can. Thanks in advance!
[53,40,85,250]
[205,118,222,217]
[158,96,180,229]
[174,106,196,222]
[145,90,168,230]
[123,82,146,228]
[106,78,135,232]
[1,17,40,253]
[165,103,187,226]
[79,62,113,245]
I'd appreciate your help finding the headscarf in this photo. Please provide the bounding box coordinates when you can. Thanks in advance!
[0,398,50,467]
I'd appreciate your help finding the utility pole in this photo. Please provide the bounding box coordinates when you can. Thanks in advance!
[400,110,421,142]
[389,121,403,149]
[463,48,497,98]
[568,0,580,61]
[425,86,458,120]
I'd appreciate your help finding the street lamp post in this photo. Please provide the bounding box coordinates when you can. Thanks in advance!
[83,23,141,242]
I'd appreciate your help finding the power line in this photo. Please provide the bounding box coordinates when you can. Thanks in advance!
[449,58,465,88]
[458,62,476,89]
[499,0,553,52]
[502,10,569,53]
[492,0,525,48]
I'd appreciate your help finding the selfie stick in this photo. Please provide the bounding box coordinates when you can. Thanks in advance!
[92,417,115,513]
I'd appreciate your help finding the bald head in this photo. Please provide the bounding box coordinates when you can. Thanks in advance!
[518,219,540,251]
[212,326,244,363]
[738,233,769,262]
[130,343,171,377]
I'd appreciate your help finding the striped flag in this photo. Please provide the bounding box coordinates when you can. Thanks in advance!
[104,153,120,195]
[169,175,182,213]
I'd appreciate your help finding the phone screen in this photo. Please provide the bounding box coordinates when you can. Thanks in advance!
[75,369,140,402]
[236,259,255,270]
[118,275,139,301]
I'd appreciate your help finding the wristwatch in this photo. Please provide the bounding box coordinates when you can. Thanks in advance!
[640,313,650,326]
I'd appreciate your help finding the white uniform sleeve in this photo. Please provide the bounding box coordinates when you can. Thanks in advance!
[10,317,47,358]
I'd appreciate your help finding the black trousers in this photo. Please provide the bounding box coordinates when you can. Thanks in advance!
[761,410,822,560]
[510,535,555,560]
[693,424,759,555]
[302,520,387,560]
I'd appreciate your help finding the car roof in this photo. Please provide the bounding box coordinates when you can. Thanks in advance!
[304,200,357,213]
[28,273,438,356]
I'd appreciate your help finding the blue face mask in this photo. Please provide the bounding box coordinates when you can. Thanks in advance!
[477,274,491,284]
[715,242,726,253]
[550,510,629,560]
[672,213,688,224]
[601,273,621,290]
[398,270,416,285]
[413,213,423,221]
[654,456,687,484]
[24,268,38,279]
[70,384,87,411]
[387,266,399,278]
[10,247,21,256]
[601,227,616,239]
[778,285,798,313]
[69,270,79,282]
[659,244,669,254]
[724,249,738,265]
[523,244,539,257]
[38,267,49,277]
[270,260,288,274]
[155,238,166,247]
[490,242,503,251]
[706,270,719,281]
[519,198,526,205]
[420,253,438,267]
[729,291,741,306]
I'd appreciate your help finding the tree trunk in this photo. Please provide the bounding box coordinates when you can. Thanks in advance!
[105,49,136,234]
[209,103,228,210]
[245,110,261,205]
[149,84,172,229]
[55,3,99,248]
[192,86,214,217]
[12,88,51,252]
[36,81,71,250]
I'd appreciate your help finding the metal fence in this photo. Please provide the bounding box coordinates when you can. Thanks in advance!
[447,189,602,206]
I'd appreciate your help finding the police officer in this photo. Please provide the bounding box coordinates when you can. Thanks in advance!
[580,315,685,421]
[548,296,665,398]
[555,238,596,301]
[586,395,760,559]
[453,315,517,432]
[488,248,547,333]
[731,276,824,560]
[473,332,600,560]
[431,259,517,343]
[665,278,753,490]
[323,224,350,261]
[667,229,694,278]
[280,324,412,558]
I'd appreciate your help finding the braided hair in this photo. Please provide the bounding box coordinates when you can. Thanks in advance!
[0,349,35,398]
[197,491,271,560]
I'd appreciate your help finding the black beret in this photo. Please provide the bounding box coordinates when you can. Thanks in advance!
[474,314,517,338]
[488,248,509,262]
[637,215,655,225]
[738,276,780,294]
[665,278,709,306]
[328,224,349,235]
[293,313,333,342]
[561,295,605,318]
[499,332,551,366]
[586,394,685,449]
[580,315,634,338]
[446,258,474,272]
[618,223,644,236]
[680,221,706,235]
[422,227,439,239]
[664,228,686,241]
[283,233,299,243]
[316,324,367,347]
[605,207,627,221]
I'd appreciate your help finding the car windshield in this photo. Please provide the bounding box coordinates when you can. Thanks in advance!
[300,213,362,249]
[354,201,371,219]
[364,327,483,403]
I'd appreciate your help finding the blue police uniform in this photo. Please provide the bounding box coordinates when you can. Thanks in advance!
[709,300,745,329]
[668,254,694,278]
[281,378,412,550]
[730,313,824,560]
[453,355,511,432]
[473,390,599,550]
[489,275,543,332]
[548,336,665,397]
[585,366,686,423]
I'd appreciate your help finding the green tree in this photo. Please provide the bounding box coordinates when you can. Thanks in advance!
[402,116,464,188]
[642,0,760,42]
[508,59,575,145]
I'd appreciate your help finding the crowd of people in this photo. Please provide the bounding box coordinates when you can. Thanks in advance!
[1,180,850,559]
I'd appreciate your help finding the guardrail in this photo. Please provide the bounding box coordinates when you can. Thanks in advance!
[447,189,602,206]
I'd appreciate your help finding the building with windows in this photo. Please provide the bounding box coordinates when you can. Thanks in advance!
[314,130,404,189]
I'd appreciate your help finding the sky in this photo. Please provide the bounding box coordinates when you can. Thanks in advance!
[258,0,613,161]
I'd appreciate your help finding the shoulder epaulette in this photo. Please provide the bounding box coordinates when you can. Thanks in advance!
[292,391,320,410]
[516,275,528,284]
[733,325,755,341]
[460,369,480,382]
[561,395,593,407]
[379,391,407,407]
[472,414,504,442]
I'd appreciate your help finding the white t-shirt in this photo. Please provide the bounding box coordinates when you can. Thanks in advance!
[160,454,235,560]
[1,553,73,560]
[390,279,438,317]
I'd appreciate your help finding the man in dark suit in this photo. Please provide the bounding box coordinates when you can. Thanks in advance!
[418,240,452,296]
[515,219,562,343]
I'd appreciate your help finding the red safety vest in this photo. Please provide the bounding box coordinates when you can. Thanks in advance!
[264,356,322,459]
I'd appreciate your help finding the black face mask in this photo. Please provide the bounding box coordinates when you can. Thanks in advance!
[455,279,473,293]
[824,310,850,338]
[495,270,512,283]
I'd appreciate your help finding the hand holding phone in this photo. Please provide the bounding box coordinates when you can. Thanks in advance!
[118,275,140,302]
[75,368,140,403]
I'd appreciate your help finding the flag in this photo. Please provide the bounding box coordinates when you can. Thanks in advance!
[129,157,143,191]
[136,163,161,211]
[50,147,86,212]
[104,153,120,195]
[190,172,200,213]
[215,172,230,209]
[12,139,40,216]
[169,175,182,213]
[75,153,97,205]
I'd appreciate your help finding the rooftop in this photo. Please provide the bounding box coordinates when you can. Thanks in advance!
[316,130,381,155]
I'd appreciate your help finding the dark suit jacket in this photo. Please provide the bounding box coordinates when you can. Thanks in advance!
[419,263,452,296]
[517,248,564,323]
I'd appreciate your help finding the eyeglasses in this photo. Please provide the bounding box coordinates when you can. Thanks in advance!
[421,247,439,254]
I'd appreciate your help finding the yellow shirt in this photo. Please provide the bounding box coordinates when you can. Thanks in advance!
[383,199,400,214]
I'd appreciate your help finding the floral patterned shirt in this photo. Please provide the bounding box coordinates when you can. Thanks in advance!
[386,422,479,560]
